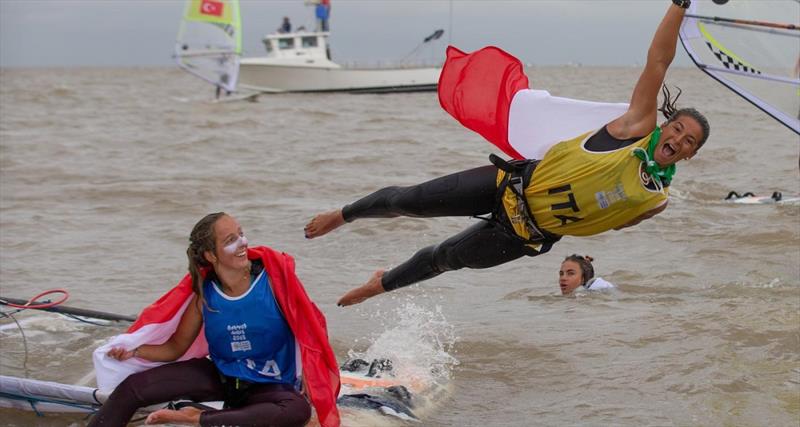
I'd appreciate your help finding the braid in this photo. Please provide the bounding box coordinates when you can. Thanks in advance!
[564,254,595,286]
[658,84,682,121]
[187,212,226,307]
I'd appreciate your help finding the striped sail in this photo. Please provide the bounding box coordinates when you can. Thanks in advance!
[679,0,800,135]
[175,0,242,92]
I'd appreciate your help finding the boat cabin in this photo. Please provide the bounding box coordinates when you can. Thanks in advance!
[260,31,337,68]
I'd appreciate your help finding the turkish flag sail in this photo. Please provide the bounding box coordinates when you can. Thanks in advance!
[199,0,224,17]
[176,0,241,92]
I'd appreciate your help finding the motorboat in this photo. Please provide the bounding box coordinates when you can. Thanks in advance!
[174,0,441,96]
[238,30,441,94]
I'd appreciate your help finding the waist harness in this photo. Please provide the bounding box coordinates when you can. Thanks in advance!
[489,153,561,256]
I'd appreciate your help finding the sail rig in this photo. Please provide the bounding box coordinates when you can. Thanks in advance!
[679,0,800,135]
[0,375,107,414]
[175,0,242,92]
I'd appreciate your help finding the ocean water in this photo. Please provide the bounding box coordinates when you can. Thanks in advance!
[0,65,798,426]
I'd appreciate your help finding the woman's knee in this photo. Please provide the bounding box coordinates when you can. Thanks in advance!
[110,372,147,403]
[281,397,312,427]
[263,394,311,427]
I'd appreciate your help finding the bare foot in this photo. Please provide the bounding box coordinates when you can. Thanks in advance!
[304,209,346,239]
[145,406,203,425]
[338,270,386,306]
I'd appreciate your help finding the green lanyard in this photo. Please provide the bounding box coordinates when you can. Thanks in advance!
[632,127,676,188]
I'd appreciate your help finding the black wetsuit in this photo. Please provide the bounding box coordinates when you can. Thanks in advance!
[88,357,310,427]
[342,165,540,291]
[341,127,649,292]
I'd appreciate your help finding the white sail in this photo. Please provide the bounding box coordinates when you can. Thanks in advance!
[175,0,242,92]
[679,0,800,135]
[0,375,107,413]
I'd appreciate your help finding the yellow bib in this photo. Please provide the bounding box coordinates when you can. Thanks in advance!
[498,129,668,238]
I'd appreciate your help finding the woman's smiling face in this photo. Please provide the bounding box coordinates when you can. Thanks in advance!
[208,215,249,270]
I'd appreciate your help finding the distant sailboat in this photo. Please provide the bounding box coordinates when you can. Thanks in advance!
[174,0,443,95]
[175,0,242,96]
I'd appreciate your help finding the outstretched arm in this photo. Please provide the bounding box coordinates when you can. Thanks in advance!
[608,2,688,138]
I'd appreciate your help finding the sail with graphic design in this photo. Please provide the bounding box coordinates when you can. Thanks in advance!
[175,0,242,93]
[679,0,800,135]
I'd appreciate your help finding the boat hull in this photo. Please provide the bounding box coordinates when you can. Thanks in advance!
[238,62,441,94]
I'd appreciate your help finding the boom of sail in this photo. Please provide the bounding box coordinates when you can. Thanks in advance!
[679,0,800,134]
[175,0,242,92]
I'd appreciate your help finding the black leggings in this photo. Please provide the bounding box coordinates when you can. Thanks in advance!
[342,165,538,291]
[88,358,311,427]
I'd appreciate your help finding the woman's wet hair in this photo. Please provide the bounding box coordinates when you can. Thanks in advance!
[187,212,227,303]
[658,85,710,149]
[563,254,595,286]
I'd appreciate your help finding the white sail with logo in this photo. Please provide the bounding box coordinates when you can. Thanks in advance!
[175,0,242,92]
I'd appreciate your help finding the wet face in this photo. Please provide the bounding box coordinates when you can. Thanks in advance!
[653,115,704,167]
[559,260,584,295]
[205,215,250,271]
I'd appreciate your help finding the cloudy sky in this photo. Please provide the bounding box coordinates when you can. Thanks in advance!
[0,0,720,68]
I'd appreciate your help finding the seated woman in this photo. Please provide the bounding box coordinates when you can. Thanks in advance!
[559,254,615,295]
[89,213,340,427]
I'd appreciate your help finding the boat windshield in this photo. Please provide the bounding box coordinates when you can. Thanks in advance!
[278,38,294,49]
[302,36,318,48]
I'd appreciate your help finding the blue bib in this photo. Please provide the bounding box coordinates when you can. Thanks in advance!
[202,264,297,385]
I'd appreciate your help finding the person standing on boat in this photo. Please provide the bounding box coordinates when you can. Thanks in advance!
[279,16,292,33]
[316,0,331,32]
[89,213,340,427]
[304,0,708,306]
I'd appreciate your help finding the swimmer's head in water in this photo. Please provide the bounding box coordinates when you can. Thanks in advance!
[559,255,595,295]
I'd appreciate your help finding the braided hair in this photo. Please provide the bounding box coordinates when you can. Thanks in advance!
[563,254,595,286]
[658,84,710,148]
[187,212,226,305]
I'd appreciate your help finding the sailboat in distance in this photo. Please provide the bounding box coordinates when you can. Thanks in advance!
[175,0,443,95]
[175,0,242,97]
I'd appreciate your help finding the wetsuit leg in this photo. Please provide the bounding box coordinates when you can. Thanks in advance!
[200,383,311,427]
[381,220,535,291]
[88,358,225,427]
[342,165,498,221]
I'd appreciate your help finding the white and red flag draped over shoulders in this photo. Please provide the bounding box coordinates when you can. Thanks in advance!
[438,45,630,160]
[93,246,341,427]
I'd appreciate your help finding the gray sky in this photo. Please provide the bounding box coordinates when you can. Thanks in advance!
[0,0,689,68]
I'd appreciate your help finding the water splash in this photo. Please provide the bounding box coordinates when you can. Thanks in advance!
[343,301,459,422]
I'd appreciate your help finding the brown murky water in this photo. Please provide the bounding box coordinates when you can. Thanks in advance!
[1,66,798,426]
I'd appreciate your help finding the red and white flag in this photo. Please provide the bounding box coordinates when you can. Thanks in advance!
[438,46,629,160]
[93,275,208,392]
[199,0,224,17]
